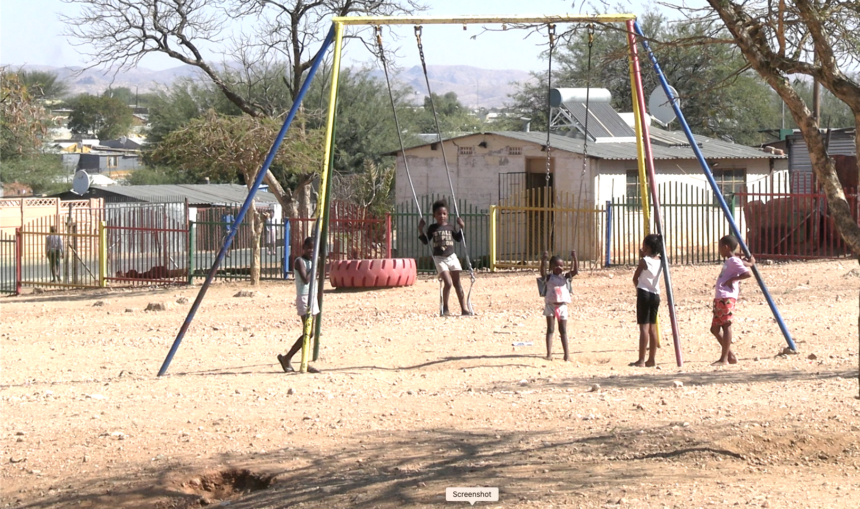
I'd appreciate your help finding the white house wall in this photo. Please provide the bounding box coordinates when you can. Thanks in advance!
[594,158,782,261]
[394,134,593,211]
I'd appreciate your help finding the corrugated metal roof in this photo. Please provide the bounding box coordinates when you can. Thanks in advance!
[91,184,278,205]
[489,129,781,161]
[389,129,781,161]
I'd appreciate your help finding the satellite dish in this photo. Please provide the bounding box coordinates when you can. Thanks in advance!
[72,170,91,195]
[648,86,680,127]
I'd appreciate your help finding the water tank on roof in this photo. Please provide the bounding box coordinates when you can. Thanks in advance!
[549,88,612,108]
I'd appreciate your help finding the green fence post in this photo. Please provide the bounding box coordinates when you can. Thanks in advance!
[187,221,195,284]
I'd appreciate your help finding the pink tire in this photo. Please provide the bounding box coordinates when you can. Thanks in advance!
[329,258,417,288]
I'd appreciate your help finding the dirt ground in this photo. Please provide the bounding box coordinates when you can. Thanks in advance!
[1,259,859,509]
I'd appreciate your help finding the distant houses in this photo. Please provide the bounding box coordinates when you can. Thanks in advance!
[48,135,144,178]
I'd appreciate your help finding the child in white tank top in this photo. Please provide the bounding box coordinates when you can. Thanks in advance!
[631,234,663,367]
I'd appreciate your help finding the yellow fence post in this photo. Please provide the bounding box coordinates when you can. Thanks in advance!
[489,205,497,272]
[98,221,107,288]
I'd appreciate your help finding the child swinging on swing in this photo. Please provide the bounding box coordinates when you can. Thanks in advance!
[418,199,470,316]
[539,250,579,361]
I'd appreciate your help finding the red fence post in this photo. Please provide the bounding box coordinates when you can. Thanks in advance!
[386,214,392,258]
[15,228,22,296]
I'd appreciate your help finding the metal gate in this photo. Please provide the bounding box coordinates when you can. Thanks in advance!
[105,202,188,285]
[0,231,18,295]
[19,216,102,289]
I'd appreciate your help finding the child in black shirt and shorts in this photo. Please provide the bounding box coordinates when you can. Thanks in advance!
[418,199,470,316]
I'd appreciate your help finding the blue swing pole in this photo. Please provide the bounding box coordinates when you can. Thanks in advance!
[633,20,797,352]
[157,25,337,377]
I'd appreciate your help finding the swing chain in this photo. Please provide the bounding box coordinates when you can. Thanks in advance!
[375,25,384,58]
[415,26,427,73]
[545,23,557,186]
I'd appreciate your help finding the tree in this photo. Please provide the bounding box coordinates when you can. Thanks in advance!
[123,166,196,185]
[63,0,424,117]
[302,68,421,176]
[1,69,47,159]
[661,0,860,389]
[1,154,67,195]
[102,86,156,108]
[146,78,240,143]
[18,70,69,100]
[1,69,66,194]
[148,110,325,284]
[67,94,134,139]
[508,11,782,144]
[680,1,860,247]
[411,91,483,137]
[64,0,425,221]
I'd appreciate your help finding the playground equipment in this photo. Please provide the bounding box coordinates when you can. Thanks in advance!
[157,13,797,376]
[329,258,417,288]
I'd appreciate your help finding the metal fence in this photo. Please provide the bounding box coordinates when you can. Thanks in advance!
[189,219,288,281]
[607,183,737,266]
[289,216,391,269]
[493,187,604,269]
[0,231,18,295]
[19,215,102,289]
[105,202,189,285]
[393,195,490,274]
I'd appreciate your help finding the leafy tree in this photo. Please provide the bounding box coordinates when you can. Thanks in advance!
[1,154,67,195]
[672,0,860,255]
[102,87,156,108]
[410,91,483,136]
[1,69,66,194]
[146,78,237,143]
[18,70,69,100]
[1,69,48,159]
[148,110,324,284]
[123,165,196,185]
[303,68,420,176]
[67,94,134,139]
[509,11,782,144]
[149,109,324,215]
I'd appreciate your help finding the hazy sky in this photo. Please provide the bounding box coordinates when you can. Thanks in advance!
[0,0,705,71]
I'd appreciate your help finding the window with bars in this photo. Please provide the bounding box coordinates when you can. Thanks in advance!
[458,146,474,156]
[626,170,641,206]
[507,146,522,156]
[107,156,118,168]
[713,168,746,203]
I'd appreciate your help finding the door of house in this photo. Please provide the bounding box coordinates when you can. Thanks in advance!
[525,157,555,255]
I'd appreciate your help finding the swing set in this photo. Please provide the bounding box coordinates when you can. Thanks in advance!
[157,13,796,377]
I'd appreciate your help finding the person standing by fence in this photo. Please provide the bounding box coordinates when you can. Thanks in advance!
[221,212,234,257]
[46,226,64,282]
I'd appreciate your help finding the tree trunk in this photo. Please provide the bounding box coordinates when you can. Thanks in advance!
[705,0,860,255]
[249,202,263,286]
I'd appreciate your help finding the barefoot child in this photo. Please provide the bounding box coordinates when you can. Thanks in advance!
[277,237,320,373]
[711,235,755,366]
[631,234,663,367]
[539,250,579,361]
[418,199,470,315]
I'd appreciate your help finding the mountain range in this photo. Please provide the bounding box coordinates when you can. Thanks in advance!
[6,64,536,109]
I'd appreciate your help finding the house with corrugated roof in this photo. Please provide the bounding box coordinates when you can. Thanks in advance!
[391,127,786,212]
